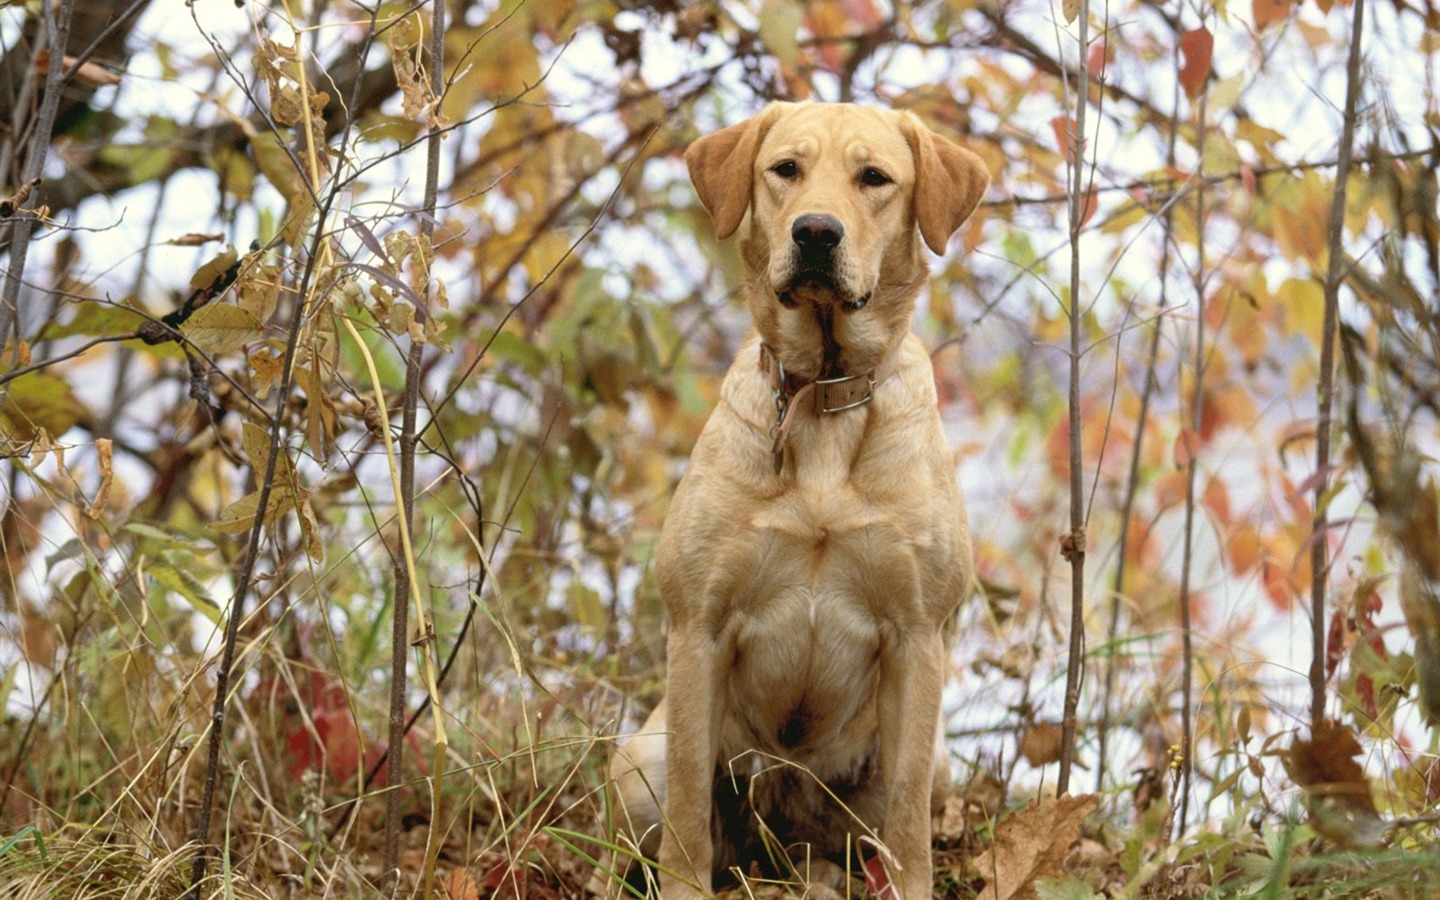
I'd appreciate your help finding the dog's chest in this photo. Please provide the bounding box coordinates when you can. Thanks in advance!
[717,484,926,758]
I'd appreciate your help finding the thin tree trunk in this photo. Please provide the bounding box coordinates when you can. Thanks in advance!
[1058,0,1093,796]
[1096,48,1183,792]
[1175,125,1203,838]
[1,0,73,365]
[1311,0,1367,731]
[382,0,447,892]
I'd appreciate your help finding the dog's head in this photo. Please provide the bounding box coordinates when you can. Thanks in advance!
[686,102,989,323]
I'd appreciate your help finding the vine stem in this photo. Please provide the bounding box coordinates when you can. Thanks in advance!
[1311,0,1367,731]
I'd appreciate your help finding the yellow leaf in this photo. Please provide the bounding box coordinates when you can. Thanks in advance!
[1277,277,1325,347]
[214,485,297,535]
[241,420,270,472]
[248,347,284,399]
[189,246,239,292]
[238,264,281,322]
[759,1,803,66]
[181,304,264,355]
[250,132,306,205]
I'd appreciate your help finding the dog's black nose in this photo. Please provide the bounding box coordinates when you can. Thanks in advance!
[791,214,844,255]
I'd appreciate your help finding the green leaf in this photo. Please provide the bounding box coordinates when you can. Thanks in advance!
[44,538,88,574]
[39,300,148,340]
[1,371,84,440]
[98,143,177,183]
[0,663,18,722]
[1035,877,1101,900]
[486,330,548,371]
[148,560,220,623]
[123,522,193,547]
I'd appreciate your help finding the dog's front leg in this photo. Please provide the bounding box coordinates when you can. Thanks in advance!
[877,630,946,899]
[658,626,723,898]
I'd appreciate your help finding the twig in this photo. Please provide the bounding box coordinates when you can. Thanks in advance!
[1057,0,1093,797]
[1311,0,1368,731]
[1175,37,1211,841]
[1,0,73,369]
[381,0,448,892]
[1096,12,1184,796]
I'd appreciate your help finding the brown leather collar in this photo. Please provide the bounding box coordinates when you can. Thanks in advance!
[758,342,896,474]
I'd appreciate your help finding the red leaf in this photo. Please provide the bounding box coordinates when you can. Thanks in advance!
[1050,115,1077,154]
[1078,186,1098,227]
[864,854,894,897]
[1262,558,1295,611]
[1240,162,1258,196]
[1203,478,1231,525]
[1357,673,1378,719]
[1178,28,1213,98]
[1253,0,1293,30]
[1326,606,1348,679]
[843,0,883,28]
[1086,41,1114,79]
[1173,426,1199,469]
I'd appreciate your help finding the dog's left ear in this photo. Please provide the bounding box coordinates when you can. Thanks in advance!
[902,114,991,254]
[685,104,787,240]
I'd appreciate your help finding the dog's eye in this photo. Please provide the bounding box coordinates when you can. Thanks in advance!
[770,160,799,179]
[859,167,891,187]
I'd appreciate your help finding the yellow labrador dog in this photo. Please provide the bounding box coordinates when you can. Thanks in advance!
[605,102,988,899]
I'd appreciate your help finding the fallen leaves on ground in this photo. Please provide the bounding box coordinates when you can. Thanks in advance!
[973,793,1100,900]
[1286,721,1386,848]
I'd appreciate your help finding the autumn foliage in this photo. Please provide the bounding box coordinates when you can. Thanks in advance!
[2,0,1440,897]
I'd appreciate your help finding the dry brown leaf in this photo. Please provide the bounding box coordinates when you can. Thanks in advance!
[939,793,969,839]
[28,427,52,469]
[72,58,121,86]
[1287,721,1384,847]
[167,232,224,246]
[21,610,57,668]
[34,50,121,86]
[1062,0,1081,25]
[974,793,1099,900]
[1020,721,1065,766]
[85,438,113,519]
[442,867,481,900]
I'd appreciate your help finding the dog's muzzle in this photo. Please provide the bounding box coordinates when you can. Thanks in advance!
[778,214,870,312]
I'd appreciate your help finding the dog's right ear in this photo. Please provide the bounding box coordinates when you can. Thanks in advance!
[685,104,786,240]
